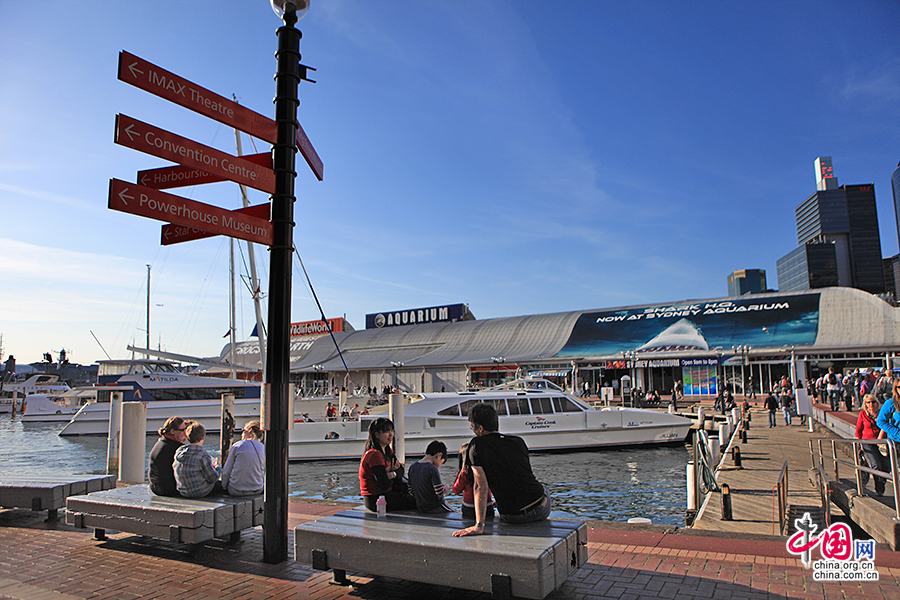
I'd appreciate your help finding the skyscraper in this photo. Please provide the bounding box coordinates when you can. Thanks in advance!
[776,157,885,294]
[727,269,767,296]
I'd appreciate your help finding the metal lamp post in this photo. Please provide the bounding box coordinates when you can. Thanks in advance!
[264,0,308,564]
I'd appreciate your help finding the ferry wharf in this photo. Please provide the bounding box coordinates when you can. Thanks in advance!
[2,412,900,599]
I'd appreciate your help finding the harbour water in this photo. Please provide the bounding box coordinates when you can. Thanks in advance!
[1,416,690,526]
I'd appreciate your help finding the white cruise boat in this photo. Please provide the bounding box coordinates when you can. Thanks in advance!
[287,378,692,461]
[58,359,262,436]
[0,374,71,412]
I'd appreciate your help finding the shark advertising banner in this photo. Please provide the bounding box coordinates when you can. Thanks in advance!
[556,293,821,358]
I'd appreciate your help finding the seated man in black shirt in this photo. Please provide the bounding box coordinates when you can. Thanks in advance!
[452,403,550,537]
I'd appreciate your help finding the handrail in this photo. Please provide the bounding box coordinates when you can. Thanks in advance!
[774,461,789,534]
[808,437,899,521]
[694,429,720,493]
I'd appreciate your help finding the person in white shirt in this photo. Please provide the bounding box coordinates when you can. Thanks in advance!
[221,421,265,496]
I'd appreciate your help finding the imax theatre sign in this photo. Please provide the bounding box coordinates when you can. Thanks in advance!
[366,303,468,329]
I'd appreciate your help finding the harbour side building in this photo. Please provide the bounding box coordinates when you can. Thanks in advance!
[777,157,885,295]
[222,287,900,400]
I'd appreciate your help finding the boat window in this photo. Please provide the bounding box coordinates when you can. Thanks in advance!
[437,405,460,417]
[457,399,482,418]
[552,396,582,413]
[427,418,436,428]
[490,399,508,416]
[150,387,249,401]
[529,396,554,415]
[507,397,531,415]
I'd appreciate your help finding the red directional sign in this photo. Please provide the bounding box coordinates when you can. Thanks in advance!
[118,51,323,181]
[295,122,324,182]
[161,203,270,246]
[115,114,275,194]
[108,179,273,246]
[118,51,277,145]
[138,152,272,190]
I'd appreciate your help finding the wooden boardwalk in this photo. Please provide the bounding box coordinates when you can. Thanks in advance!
[691,406,844,536]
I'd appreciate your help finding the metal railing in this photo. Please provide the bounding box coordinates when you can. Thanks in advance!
[774,461,789,533]
[808,437,900,521]
[693,429,720,494]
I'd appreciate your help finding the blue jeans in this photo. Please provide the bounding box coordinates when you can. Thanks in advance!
[782,407,792,425]
[828,389,840,411]
[768,410,777,427]
[500,484,551,524]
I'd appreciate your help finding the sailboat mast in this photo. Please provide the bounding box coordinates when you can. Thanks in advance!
[229,239,237,379]
[234,127,267,379]
[146,264,151,359]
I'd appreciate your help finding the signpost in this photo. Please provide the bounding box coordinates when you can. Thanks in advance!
[112,37,322,564]
[108,179,273,246]
[119,50,323,181]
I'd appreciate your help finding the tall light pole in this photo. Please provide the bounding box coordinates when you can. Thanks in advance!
[264,0,308,564]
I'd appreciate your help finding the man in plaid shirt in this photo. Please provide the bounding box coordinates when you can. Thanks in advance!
[174,421,225,497]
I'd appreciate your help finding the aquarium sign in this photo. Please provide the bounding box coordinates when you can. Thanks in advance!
[366,303,467,329]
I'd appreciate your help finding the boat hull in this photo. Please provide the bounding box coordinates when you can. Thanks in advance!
[58,399,264,436]
[287,409,691,461]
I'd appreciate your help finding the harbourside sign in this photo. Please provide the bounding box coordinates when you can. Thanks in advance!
[115,114,275,194]
[108,179,273,246]
[138,152,272,190]
[118,50,323,181]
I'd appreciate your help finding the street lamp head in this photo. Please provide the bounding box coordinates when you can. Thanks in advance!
[271,0,309,20]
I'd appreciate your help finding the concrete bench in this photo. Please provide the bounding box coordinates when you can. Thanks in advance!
[0,474,117,521]
[66,484,263,545]
[294,508,587,599]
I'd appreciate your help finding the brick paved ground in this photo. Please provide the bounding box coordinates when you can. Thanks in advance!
[1,499,900,600]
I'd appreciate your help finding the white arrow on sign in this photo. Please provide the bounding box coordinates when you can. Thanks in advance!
[118,186,133,206]
[127,61,143,79]
[123,123,139,141]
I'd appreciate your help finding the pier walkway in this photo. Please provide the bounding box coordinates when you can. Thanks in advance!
[2,491,900,598]
[691,404,831,536]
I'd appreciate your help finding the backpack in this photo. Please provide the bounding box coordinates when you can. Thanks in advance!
[828,373,837,385]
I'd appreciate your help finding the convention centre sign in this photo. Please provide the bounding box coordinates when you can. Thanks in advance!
[557,293,821,359]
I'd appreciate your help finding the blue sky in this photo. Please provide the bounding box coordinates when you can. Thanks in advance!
[1,0,898,367]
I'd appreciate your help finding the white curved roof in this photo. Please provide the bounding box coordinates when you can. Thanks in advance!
[220,287,900,372]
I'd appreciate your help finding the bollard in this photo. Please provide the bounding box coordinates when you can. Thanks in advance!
[731,446,742,468]
[221,393,236,466]
[721,483,733,520]
[697,406,705,427]
[107,392,123,474]
[119,401,147,484]
[741,428,748,443]
[389,393,406,464]
[686,461,697,512]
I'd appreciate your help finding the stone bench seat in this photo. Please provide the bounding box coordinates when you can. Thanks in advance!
[66,483,263,545]
[0,474,117,520]
[294,508,587,599]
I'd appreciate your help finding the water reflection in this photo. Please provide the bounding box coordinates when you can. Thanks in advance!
[287,445,690,526]
[2,415,689,526]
